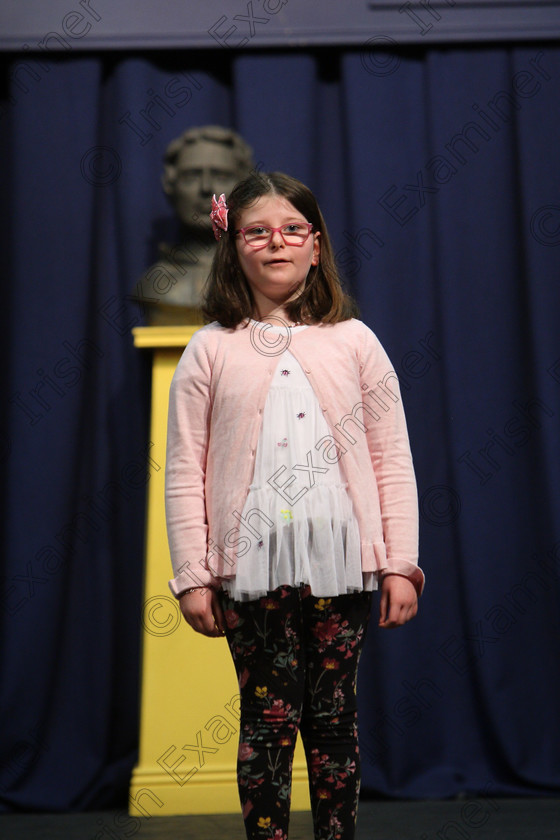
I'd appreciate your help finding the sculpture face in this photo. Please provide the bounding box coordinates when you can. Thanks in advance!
[170,141,241,229]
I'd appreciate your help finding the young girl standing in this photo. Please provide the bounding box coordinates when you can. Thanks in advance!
[165,171,424,840]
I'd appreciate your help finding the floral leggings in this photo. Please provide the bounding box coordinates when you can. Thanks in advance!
[219,585,372,840]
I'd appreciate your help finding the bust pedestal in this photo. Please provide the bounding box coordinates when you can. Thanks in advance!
[129,325,310,817]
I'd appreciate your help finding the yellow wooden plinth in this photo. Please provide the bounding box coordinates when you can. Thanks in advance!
[129,325,310,817]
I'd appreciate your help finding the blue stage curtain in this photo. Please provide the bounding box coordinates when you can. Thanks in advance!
[1,44,559,810]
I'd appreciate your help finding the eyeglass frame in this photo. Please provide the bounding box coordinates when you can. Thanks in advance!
[235,222,314,248]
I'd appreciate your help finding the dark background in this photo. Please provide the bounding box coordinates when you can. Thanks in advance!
[1,33,559,811]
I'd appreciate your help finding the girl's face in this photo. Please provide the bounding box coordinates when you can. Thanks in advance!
[234,195,320,315]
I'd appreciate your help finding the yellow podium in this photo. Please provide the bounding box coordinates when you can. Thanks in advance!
[129,325,310,817]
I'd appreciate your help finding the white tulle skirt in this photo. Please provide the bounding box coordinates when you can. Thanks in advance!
[220,340,372,602]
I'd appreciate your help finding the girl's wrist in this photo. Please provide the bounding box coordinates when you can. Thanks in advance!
[180,586,207,596]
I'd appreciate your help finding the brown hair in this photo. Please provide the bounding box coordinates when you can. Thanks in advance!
[201,171,359,328]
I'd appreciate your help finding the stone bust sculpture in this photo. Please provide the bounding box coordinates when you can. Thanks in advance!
[136,125,254,325]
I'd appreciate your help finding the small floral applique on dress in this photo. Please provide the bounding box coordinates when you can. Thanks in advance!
[296,412,306,419]
[280,509,293,521]
[280,369,290,376]
[277,438,288,448]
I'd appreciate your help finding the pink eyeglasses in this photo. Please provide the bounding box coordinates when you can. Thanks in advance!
[236,222,313,248]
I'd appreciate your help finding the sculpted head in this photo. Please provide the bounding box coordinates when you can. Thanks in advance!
[162,125,255,232]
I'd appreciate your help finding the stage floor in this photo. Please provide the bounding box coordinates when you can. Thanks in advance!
[1,798,560,839]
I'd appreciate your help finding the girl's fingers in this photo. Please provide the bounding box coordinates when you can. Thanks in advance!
[212,591,226,635]
[179,588,226,637]
[190,612,221,637]
[378,575,418,628]
[379,599,418,628]
[378,589,389,626]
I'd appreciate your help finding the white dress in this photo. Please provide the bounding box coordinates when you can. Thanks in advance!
[221,322,373,602]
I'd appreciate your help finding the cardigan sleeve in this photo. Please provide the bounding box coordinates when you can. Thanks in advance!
[165,330,218,596]
[358,324,424,596]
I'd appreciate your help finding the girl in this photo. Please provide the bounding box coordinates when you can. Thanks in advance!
[165,171,424,840]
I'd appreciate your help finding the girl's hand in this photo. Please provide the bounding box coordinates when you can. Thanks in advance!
[378,574,418,628]
[179,587,226,637]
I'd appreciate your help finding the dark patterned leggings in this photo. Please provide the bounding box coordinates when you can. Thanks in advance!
[219,585,372,840]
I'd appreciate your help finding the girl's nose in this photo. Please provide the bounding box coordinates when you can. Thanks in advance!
[270,230,284,247]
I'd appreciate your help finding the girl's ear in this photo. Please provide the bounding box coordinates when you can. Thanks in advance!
[311,231,321,266]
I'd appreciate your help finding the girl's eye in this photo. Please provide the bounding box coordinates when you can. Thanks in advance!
[284,224,303,233]
[247,226,268,236]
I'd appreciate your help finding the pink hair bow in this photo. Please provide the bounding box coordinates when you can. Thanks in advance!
[210,193,229,240]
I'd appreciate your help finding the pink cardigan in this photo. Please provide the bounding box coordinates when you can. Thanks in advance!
[165,318,424,598]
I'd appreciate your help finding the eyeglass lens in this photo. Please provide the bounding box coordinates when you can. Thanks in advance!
[244,224,311,245]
